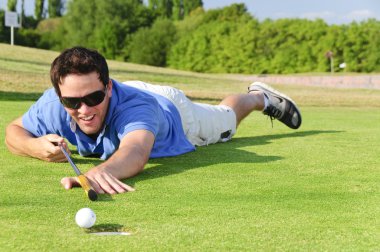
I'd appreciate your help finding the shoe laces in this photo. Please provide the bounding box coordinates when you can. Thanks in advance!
[263,104,283,118]
[263,104,283,127]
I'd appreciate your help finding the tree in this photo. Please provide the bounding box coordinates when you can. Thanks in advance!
[148,0,172,18]
[36,17,64,50]
[148,0,203,20]
[168,3,258,73]
[172,0,182,20]
[48,0,62,18]
[361,19,380,72]
[61,0,154,58]
[0,10,8,42]
[95,21,118,59]
[128,19,177,66]
[7,0,17,11]
[35,0,45,20]
[20,0,25,27]
[183,0,203,17]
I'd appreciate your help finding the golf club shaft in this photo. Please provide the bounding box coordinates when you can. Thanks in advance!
[59,146,81,176]
[59,145,98,201]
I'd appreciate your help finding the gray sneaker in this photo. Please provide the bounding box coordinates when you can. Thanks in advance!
[248,82,302,129]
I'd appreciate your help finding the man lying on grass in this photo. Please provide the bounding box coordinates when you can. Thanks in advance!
[5,47,302,195]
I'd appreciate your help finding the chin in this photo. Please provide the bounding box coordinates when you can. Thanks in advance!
[76,123,100,135]
[75,117,102,135]
[81,127,100,135]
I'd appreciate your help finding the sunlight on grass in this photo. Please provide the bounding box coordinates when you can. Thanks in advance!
[0,44,379,251]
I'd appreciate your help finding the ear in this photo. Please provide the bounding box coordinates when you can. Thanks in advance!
[107,80,113,97]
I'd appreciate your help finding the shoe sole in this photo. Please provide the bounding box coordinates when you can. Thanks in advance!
[249,82,302,128]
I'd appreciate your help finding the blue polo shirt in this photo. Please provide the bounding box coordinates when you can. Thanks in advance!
[22,80,195,159]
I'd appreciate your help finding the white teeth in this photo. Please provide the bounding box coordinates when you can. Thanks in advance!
[81,115,95,121]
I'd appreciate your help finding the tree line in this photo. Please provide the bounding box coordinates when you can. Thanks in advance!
[0,1,379,73]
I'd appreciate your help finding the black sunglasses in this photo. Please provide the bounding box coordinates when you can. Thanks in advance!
[60,85,107,109]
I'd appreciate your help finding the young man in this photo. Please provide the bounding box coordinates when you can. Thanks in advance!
[5,47,301,195]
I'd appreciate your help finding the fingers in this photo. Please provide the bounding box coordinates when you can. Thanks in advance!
[40,134,71,162]
[49,155,68,162]
[46,134,64,143]
[87,171,135,195]
[60,177,80,190]
[61,173,135,196]
[47,135,71,155]
[56,141,72,155]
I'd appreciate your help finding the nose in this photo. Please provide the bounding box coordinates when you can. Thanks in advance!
[77,102,92,113]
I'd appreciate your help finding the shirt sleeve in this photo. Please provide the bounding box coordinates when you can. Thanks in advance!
[22,89,64,137]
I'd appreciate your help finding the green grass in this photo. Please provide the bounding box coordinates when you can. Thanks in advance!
[0,44,379,251]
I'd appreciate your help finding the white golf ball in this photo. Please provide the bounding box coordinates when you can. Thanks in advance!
[75,208,96,228]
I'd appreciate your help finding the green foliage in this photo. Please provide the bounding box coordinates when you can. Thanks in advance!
[1,2,379,73]
[168,4,260,73]
[60,0,154,58]
[35,17,64,50]
[174,7,205,38]
[21,15,40,29]
[127,19,177,66]
[254,18,330,74]
[148,0,172,18]
[182,0,203,17]
[95,20,119,59]
[202,3,248,23]
[340,20,380,72]
[35,0,45,20]
[7,0,17,11]
[148,0,203,20]
[172,0,181,20]
[15,28,41,47]
[0,10,9,43]
[169,4,380,74]
[48,0,62,18]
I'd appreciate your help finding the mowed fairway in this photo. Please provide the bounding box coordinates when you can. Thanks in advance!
[0,44,379,251]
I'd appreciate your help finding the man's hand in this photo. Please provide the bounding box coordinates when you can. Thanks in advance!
[5,116,71,162]
[60,167,135,194]
[30,134,71,162]
[60,130,154,195]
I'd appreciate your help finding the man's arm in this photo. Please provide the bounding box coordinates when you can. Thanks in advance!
[5,116,69,162]
[61,129,155,194]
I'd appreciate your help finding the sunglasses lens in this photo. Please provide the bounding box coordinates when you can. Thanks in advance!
[82,90,106,107]
[60,86,107,109]
[61,97,81,109]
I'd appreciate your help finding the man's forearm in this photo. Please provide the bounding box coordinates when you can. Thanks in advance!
[86,130,154,183]
[5,118,68,162]
[93,144,149,180]
[5,123,36,157]
[80,143,150,194]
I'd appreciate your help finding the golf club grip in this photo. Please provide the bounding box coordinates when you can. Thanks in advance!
[78,175,98,201]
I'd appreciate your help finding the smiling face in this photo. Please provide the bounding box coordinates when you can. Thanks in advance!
[59,72,112,135]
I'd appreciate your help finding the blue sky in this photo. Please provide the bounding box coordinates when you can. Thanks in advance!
[1,0,379,25]
[203,0,380,24]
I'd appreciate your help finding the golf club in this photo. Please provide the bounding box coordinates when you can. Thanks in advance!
[59,144,98,201]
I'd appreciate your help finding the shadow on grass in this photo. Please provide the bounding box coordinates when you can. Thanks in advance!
[186,95,221,103]
[0,91,42,101]
[126,130,341,184]
[87,223,125,233]
[58,130,341,186]
[96,194,114,201]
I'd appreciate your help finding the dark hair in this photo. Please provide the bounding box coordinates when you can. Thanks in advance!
[50,47,109,97]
